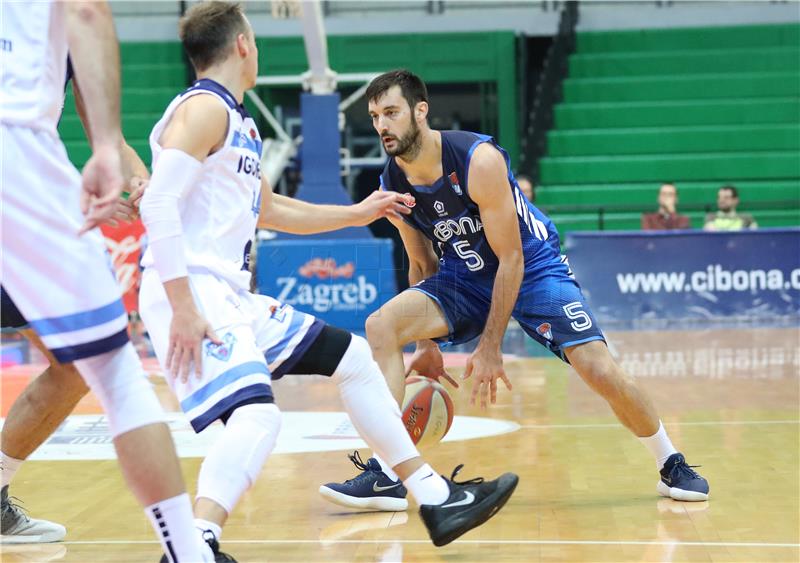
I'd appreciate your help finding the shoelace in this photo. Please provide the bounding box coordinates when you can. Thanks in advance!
[449,464,484,486]
[671,460,703,481]
[342,451,375,484]
[1,495,30,523]
[201,529,219,552]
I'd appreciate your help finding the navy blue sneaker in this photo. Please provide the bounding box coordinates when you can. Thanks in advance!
[657,453,709,501]
[319,451,408,511]
[420,464,519,547]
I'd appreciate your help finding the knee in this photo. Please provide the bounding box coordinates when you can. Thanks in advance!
[365,310,398,351]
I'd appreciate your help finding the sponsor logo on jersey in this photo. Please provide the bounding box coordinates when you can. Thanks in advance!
[448,171,462,195]
[432,216,484,243]
[433,200,447,217]
[0,38,12,53]
[205,332,237,362]
[237,154,261,179]
[536,322,553,341]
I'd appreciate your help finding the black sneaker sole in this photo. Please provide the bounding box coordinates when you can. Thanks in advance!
[424,472,519,547]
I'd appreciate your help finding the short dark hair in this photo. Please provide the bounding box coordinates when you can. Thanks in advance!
[719,184,739,198]
[366,69,428,110]
[179,1,248,72]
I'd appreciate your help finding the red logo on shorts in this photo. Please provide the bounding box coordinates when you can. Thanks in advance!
[536,322,553,341]
[250,128,257,139]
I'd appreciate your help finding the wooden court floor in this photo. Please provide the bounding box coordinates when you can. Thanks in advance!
[1,326,798,562]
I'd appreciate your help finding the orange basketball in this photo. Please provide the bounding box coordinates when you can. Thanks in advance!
[401,375,455,448]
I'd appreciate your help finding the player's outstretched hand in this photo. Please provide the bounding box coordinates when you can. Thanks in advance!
[166,308,222,383]
[405,339,459,389]
[79,144,124,234]
[103,176,148,226]
[352,190,416,225]
[463,345,512,409]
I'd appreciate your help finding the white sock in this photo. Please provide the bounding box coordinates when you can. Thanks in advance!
[146,493,211,563]
[638,421,678,470]
[195,517,222,541]
[1,452,24,488]
[403,464,450,506]
[332,336,419,468]
[373,454,400,482]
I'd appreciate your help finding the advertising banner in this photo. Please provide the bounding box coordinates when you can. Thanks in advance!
[256,238,397,333]
[100,219,146,313]
[565,228,800,326]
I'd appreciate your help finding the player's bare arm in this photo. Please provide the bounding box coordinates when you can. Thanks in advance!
[257,182,414,233]
[141,94,227,382]
[73,77,149,224]
[388,215,459,388]
[65,1,124,233]
[462,143,522,408]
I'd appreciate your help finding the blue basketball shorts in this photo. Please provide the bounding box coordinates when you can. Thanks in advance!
[409,267,606,362]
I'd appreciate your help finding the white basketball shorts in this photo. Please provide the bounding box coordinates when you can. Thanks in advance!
[139,269,324,432]
[0,124,129,362]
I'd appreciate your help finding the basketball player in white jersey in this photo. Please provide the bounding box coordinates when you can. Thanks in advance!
[1,54,152,543]
[0,2,215,561]
[139,2,518,552]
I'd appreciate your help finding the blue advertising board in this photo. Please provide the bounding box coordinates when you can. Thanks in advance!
[565,228,800,326]
[256,238,397,333]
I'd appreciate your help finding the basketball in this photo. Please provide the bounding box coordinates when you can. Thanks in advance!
[401,375,455,448]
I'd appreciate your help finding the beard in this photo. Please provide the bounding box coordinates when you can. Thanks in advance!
[383,118,422,160]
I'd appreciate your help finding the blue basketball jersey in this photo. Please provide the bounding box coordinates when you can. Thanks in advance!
[380,130,567,280]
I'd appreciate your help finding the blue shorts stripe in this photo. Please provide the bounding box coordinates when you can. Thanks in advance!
[29,299,126,336]
[181,361,270,413]
[560,335,606,351]
[270,319,325,380]
[188,383,274,432]
[49,328,130,363]
[264,310,306,364]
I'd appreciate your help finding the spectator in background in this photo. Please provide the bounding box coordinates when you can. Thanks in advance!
[703,185,758,231]
[516,174,535,203]
[641,182,690,230]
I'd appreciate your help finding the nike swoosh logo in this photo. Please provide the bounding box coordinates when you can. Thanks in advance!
[373,482,402,492]
[441,491,475,508]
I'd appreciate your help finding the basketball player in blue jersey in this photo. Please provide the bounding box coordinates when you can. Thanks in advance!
[137,2,518,555]
[321,69,709,509]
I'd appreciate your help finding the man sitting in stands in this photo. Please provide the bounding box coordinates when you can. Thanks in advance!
[641,182,690,231]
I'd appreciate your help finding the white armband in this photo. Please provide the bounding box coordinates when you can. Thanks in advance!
[140,149,202,282]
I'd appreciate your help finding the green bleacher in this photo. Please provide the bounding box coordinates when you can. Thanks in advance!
[536,23,800,235]
[58,41,186,168]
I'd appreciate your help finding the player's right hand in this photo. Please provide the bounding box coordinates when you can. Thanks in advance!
[405,339,459,388]
[79,143,124,234]
[166,309,221,383]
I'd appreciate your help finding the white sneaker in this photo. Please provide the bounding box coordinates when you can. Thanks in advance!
[1,486,66,544]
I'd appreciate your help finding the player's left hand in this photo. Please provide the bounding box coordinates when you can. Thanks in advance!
[463,345,512,409]
[352,190,415,225]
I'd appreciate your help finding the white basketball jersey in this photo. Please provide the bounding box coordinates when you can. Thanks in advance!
[0,1,68,132]
[142,79,263,290]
